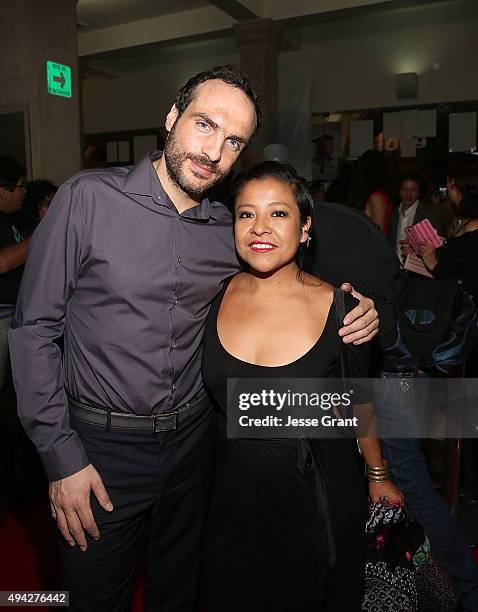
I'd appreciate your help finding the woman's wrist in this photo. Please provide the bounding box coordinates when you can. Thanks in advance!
[423,253,438,272]
[366,464,390,483]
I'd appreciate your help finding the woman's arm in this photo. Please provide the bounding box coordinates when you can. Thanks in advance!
[342,299,403,504]
[357,434,403,503]
[351,399,403,504]
[417,241,438,272]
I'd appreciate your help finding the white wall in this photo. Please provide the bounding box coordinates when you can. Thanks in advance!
[305,14,478,113]
[82,12,478,134]
[82,41,239,134]
[1,0,81,183]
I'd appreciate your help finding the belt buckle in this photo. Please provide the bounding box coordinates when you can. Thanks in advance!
[153,412,178,433]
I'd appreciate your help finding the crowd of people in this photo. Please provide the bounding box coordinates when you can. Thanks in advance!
[1,64,478,611]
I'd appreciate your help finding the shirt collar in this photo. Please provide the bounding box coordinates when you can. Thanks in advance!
[122,150,219,221]
[122,150,215,221]
[399,199,419,217]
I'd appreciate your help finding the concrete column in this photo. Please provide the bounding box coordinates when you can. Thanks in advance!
[234,19,282,168]
[0,0,81,184]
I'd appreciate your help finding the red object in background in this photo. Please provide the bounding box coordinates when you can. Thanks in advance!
[0,497,144,612]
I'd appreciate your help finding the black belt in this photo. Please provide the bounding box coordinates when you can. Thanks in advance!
[68,392,209,433]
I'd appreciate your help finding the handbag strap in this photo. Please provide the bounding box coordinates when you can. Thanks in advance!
[333,287,351,381]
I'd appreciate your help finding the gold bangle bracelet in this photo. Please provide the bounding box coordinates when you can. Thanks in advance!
[366,465,390,482]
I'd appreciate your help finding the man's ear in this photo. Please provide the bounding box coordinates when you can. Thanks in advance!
[165,104,179,133]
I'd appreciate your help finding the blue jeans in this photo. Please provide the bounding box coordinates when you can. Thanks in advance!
[376,372,478,611]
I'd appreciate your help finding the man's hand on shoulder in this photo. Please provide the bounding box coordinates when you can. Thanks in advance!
[338,283,379,345]
[49,463,113,552]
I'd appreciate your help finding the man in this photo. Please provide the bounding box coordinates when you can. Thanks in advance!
[312,134,336,180]
[9,66,378,611]
[0,157,29,389]
[388,168,444,263]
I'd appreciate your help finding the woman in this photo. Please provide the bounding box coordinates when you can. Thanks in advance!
[201,162,402,611]
[419,153,478,508]
[352,150,392,235]
[419,153,478,301]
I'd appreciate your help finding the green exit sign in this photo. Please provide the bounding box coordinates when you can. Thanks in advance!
[46,61,72,98]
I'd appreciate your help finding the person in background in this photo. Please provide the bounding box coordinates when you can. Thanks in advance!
[426,181,457,236]
[0,157,29,390]
[420,154,478,289]
[388,167,444,263]
[325,160,355,207]
[309,179,327,204]
[312,134,336,180]
[351,150,393,235]
[0,158,34,502]
[378,155,478,612]
[12,179,57,237]
[418,153,478,510]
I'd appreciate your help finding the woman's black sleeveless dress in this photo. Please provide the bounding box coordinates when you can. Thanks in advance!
[201,283,369,612]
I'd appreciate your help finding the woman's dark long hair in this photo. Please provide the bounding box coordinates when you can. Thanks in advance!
[351,149,391,210]
[448,153,478,219]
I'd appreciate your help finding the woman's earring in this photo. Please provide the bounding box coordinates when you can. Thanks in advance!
[306,235,312,248]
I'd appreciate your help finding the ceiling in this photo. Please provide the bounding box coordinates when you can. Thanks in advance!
[77,0,478,76]
[77,0,210,30]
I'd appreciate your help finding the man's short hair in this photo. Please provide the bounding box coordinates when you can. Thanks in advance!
[0,156,25,190]
[174,65,262,141]
[397,166,427,198]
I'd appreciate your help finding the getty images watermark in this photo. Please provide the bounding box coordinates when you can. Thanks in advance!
[237,388,357,429]
[226,377,478,439]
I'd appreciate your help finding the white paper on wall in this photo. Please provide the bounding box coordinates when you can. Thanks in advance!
[400,137,417,158]
[133,135,158,163]
[383,112,400,138]
[349,120,373,158]
[400,109,418,138]
[106,141,117,163]
[449,112,477,152]
[417,109,436,137]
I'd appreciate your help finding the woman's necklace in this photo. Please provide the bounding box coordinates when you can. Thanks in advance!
[449,217,471,237]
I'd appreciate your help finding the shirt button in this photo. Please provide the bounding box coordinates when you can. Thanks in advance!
[177,256,182,264]
[171,341,177,349]
[173,297,178,305]
[172,383,176,391]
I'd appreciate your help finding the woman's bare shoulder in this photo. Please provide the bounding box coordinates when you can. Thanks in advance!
[301,273,334,298]
[464,219,478,233]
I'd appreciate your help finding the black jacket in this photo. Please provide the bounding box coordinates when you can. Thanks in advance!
[388,201,445,249]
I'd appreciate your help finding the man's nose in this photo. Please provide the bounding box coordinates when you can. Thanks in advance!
[201,134,223,163]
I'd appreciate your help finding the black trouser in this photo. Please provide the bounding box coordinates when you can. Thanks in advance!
[60,398,217,612]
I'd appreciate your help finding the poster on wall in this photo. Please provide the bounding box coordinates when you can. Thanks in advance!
[349,120,373,158]
[449,112,477,152]
[311,122,342,181]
